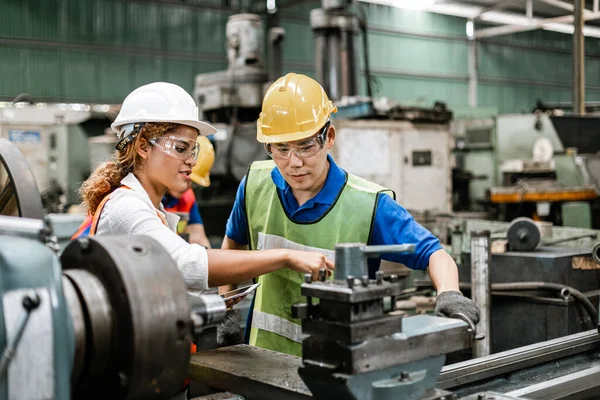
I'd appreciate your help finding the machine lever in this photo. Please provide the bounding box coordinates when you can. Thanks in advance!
[451,312,485,341]
[0,292,41,378]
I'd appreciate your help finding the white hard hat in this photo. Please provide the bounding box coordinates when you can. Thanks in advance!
[111,82,216,136]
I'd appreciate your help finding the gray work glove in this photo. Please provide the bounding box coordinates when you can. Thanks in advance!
[217,310,243,347]
[435,291,480,325]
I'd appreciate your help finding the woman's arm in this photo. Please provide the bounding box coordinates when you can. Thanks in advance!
[207,247,333,287]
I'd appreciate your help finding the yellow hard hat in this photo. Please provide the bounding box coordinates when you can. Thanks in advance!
[257,73,338,144]
[190,136,215,187]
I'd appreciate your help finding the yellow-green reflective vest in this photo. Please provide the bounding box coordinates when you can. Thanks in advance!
[246,160,394,356]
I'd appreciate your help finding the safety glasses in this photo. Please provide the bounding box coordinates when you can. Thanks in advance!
[148,136,200,162]
[265,121,330,160]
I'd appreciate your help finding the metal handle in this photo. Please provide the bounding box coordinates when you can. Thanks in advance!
[360,244,416,257]
[0,293,41,378]
[451,312,485,341]
[334,243,415,280]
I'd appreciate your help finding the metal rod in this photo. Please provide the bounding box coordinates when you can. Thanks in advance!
[574,0,586,115]
[537,0,575,12]
[360,244,415,255]
[468,40,478,107]
[475,11,600,39]
[595,0,599,13]
[473,0,524,20]
[438,329,600,389]
[470,230,491,358]
[505,365,600,399]
[526,0,533,21]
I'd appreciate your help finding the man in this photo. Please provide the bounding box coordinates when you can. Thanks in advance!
[222,73,480,356]
[162,135,214,248]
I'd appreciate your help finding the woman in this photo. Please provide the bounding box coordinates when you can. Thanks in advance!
[74,82,334,292]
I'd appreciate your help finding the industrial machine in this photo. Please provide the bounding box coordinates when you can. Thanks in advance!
[4,134,600,400]
[0,136,228,399]
[0,101,116,213]
[191,13,280,239]
[451,112,600,229]
[308,0,454,214]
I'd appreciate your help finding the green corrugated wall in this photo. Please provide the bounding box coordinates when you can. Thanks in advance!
[0,0,597,113]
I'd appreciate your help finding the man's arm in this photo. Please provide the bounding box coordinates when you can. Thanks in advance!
[219,176,250,294]
[427,249,460,293]
[185,201,211,248]
[370,194,480,323]
[186,223,211,248]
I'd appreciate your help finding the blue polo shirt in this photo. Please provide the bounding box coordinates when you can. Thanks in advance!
[161,194,204,225]
[225,154,442,275]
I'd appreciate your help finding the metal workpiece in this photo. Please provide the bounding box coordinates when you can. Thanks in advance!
[0,138,44,220]
[470,230,491,358]
[61,235,193,399]
[189,345,311,400]
[190,294,227,337]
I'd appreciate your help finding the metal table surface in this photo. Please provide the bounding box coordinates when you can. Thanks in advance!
[190,344,311,400]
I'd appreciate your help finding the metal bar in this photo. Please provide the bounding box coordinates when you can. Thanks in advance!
[473,0,525,20]
[470,231,491,358]
[505,365,600,399]
[526,0,533,21]
[537,0,575,13]
[437,329,600,389]
[596,0,599,13]
[574,0,586,115]
[361,244,415,255]
[475,11,600,39]
[468,40,478,107]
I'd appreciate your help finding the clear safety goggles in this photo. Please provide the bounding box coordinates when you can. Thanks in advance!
[149,136,200,162]
[265,121,330,160]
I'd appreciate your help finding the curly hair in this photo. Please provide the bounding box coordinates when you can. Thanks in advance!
[80,122,180,215]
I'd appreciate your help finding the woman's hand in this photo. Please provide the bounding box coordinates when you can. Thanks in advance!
[285,250,335,281]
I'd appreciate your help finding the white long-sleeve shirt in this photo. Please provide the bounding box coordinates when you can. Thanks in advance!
[95,173,209,291]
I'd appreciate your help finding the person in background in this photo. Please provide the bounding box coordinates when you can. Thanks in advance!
[162,136,214,248]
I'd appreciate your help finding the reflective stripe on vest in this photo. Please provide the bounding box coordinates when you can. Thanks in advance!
[251,310,304,344]
[245,159,394,356]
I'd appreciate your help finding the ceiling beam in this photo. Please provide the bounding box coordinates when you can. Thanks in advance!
[475,11,600,38]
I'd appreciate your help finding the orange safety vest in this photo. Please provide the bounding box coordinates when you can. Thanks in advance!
[164,188,196,214]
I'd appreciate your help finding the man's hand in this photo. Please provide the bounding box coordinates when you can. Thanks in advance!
[434,291,480,325]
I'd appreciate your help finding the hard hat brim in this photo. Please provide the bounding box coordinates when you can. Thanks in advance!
[111,118,217,136]
[256,126,324,144]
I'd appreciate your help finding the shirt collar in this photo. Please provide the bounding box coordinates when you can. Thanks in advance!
[121,173,179,228]
[270,154,347,206]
